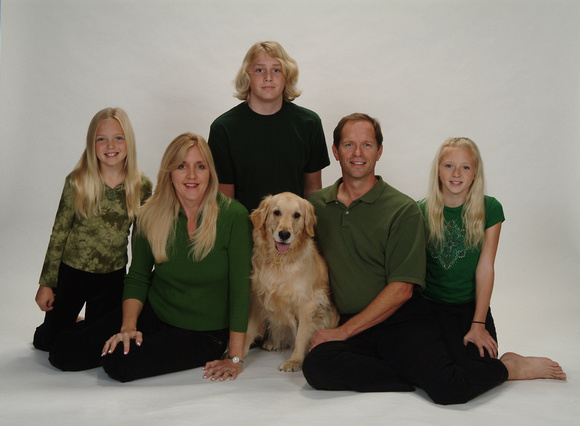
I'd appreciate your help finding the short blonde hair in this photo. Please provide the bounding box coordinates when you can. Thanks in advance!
[71,107,142,219]
[138,133,224,262]
[424,137,486,250]
[234,41,302,102]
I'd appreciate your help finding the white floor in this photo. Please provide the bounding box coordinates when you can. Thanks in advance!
[1,284,577,426]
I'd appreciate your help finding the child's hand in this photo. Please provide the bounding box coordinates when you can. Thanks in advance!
[35,286,55,311]
[464,323,498,358]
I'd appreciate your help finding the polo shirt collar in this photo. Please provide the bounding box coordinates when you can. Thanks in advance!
[323,176,387,205]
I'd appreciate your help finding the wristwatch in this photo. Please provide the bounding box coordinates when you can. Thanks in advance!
[227,355,244,367]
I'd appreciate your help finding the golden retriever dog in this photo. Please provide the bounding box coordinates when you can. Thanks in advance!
[244,192,339,372]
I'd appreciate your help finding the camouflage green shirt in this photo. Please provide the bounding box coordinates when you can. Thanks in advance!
[39,173,152,287]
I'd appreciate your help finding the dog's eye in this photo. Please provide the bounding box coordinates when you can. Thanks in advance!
[294,212,301,219]
[273,210,280,216]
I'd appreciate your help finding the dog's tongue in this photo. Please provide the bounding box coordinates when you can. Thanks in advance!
[275,242,290,253]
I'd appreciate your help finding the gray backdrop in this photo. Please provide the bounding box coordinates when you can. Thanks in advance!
[1,0,578,370]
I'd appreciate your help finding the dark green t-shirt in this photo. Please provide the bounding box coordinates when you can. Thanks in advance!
[209,101,330,212]
[418,196,505,304]
[309,177,426,314]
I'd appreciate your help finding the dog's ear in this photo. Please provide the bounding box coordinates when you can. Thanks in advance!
[251,195,272,230]
[303,199,317,237]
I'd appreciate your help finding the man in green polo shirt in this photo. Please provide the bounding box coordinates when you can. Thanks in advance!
[302,113,510,405]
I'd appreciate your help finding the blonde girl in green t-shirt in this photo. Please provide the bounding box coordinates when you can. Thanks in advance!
[421,137,502,360]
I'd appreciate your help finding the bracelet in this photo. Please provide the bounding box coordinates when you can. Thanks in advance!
[472,321,486,324]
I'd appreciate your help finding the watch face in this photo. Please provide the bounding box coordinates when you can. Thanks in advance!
[231,356,240,363]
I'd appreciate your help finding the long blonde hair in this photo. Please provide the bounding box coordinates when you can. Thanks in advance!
[424,137,485,250]
[138,133,223,263]
[234,41,302,102]
[70,107,142,219]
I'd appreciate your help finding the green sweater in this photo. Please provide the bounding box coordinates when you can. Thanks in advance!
[39,173,153,287]
[123,195,253,333]
[309,177,426,314]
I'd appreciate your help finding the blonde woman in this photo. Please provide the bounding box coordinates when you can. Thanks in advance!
[50,133,252,382]
[208,41,330,212]
[34,107,152,352]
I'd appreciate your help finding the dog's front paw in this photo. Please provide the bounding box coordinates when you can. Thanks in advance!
[279,360,302,372]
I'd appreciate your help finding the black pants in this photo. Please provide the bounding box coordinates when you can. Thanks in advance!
[302,294,508,405]
[49,301,229,383]
[33,263,125,351]
[426,299,498,362]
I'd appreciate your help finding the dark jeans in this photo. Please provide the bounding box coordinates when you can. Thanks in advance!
[49,301,229,383]
[302,294,508,405]
[426,299,498,362]
[33,262,125,351]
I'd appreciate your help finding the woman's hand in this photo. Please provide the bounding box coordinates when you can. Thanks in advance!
[101,329,143,357]
[35,286,55,311]
[464,324,498,358]
[202,358,243,381]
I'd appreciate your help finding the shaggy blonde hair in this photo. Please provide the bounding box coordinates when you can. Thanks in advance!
[234,41,302,102]
[424,137,485,250]
[138,133,224,263]
[71,107,142,219]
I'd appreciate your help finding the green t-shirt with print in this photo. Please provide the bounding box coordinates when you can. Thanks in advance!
[418,196,504,304]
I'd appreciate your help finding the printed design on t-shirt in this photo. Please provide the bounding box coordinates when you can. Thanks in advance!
[429,219,466,270]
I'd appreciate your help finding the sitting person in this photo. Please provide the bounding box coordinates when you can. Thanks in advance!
[33,107,151,352]
[418,137,565,376]
[48,133,253,383]
[418,137,502,361]
[302,114,566,405]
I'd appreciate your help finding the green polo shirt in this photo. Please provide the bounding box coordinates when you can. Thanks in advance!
[308,177,426,314]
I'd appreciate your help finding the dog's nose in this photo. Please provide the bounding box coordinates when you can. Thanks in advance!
[278,230,291,241]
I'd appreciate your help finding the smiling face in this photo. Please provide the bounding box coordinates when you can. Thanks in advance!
[332,120,383,183]
[438,147,476,205]
[94,119,127,172]
[171,146,210,210]
[247,52,287,110]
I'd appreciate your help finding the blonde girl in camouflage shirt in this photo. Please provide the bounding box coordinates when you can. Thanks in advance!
[33,107,152,351]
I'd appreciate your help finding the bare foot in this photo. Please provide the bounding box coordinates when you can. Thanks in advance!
[500,352,567,381]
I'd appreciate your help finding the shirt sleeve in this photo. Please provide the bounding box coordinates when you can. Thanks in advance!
[226,204,253,332]
[123,232,154,303]
[39,176,76,287]
[384,204,427,289]
[485,196,505,229]
[140,174,153,204]
[304,114,330,174]
[208,120,235,185]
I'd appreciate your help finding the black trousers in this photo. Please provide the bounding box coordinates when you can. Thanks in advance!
[48,301,228,383]
[426,299,498,362]
[302,294,508,405]
[33,262,125,351]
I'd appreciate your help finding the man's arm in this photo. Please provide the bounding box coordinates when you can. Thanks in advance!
[310,281,414,350]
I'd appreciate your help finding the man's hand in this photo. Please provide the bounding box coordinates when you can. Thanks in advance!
[310,327,348,351]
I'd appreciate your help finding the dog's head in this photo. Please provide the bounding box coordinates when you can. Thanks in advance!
[251,192,316,254]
